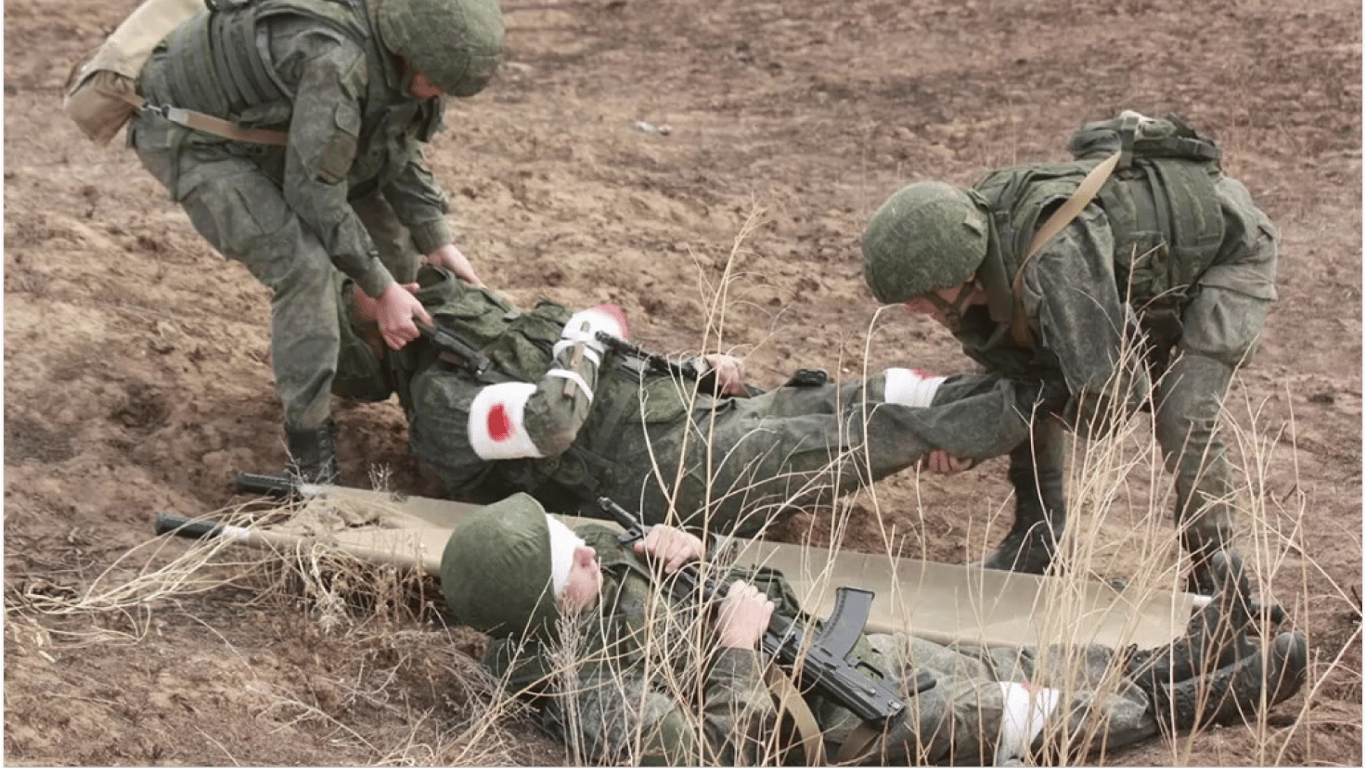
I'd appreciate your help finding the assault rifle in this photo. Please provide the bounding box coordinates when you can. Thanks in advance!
[596,331,764,397]
[597,497,934,722]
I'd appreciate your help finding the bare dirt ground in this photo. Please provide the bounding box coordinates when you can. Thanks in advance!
[4,0,1362,764]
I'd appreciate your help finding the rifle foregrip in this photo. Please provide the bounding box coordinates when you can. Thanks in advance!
[155,512,224,540]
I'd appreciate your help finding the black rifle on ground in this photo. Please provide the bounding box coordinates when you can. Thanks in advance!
[597,497,934,722]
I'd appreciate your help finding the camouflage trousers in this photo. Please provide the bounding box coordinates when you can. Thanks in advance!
[820,634,1157,765]
[605,374,1038,537]
[537,633,1155,766]
[1153,175,1278,553]
[129,112,420,428]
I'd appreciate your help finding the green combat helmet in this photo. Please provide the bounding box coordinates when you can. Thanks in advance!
[861,181,990,304]
[440,492,559,640]
[377,0,505,97]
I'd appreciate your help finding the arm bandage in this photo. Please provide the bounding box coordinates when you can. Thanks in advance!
[468,382,544,460]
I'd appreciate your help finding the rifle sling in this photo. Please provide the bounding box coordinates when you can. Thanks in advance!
[1007,150,1121,346]
[765,665,891,766]
[765,665,826,766]
[836,720,885,765]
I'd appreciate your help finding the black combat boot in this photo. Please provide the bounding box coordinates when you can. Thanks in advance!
[981,463,1065,574]
[285,419,339,485]
[1150,631,1308,731]
[1124,550,1255,689]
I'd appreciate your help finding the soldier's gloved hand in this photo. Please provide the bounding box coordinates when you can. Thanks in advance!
[424,243,484,287]
[701,353,748,397]
[716,580,774,649]
[376,282,432,350]
[633,524,705,573]
[553,303,629,364]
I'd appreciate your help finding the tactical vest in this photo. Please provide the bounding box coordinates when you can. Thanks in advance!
[145,0,441,191]
[973,155,1225,353]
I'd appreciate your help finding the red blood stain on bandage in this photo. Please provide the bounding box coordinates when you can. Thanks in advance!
[488,403,513,441]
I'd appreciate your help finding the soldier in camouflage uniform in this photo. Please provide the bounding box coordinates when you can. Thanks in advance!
[128,0,504,481]
[438,494,1306,766]
[860,113,1279,592]
[330,265,1059,537]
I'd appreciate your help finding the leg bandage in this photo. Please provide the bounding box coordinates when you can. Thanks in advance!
[468,382,544,460]
[996,681,1061,764]
[885,368,946,408]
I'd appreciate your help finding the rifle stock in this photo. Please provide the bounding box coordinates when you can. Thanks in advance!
[595,497,930,721]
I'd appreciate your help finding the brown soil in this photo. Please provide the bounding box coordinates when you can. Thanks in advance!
[4,0,1361,765]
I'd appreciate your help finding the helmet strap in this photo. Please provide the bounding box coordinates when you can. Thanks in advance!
[920,281,980,334]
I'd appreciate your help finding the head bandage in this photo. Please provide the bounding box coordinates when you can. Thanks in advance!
[545,516,586,597]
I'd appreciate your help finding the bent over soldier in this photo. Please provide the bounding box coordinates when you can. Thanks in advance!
[330,265,1054,537]
[438,493,1306,766]
[860,113,1278,593]
[129,0,504,481]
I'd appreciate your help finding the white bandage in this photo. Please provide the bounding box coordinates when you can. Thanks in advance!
[544,369,594,403]
[996,681,1061,764]
[884,368,946,408]
[545,516,586,597]
[468,382,544,460]
[552,306,627,366]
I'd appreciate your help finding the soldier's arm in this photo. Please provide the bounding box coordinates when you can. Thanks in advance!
[383,149,454,257]
[1023,207,1147,433]
[272,24,394,299]
[329,276,398,402]
[467,305,626,460]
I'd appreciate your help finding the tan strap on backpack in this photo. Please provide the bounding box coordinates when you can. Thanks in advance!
[63,0,288,147]
[119,91,290,146]
[1007,150,1122,346]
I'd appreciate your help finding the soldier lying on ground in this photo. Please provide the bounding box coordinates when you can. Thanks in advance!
[440,493,1307,766]
[329,265,1058,537]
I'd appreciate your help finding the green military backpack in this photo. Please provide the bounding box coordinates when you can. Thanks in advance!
[1065,110,1222,170]
[1065,111,1227,351]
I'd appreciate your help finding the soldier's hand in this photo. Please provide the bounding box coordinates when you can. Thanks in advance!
[634,525,704,573]
[716,580,774,649]
[376,282,433,350]
[425,243,485,287]
[702,354,747,396]
[919,449,975,475]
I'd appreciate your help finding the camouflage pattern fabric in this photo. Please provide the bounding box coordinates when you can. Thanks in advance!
[482,524,1161,765]
[329,268,1049,536]
[130,4,456,429]
[953,173,1277,551]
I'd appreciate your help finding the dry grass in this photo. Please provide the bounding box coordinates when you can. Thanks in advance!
[6,233,1357,768]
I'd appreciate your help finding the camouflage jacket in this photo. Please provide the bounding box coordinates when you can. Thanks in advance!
[139,0,451,297]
